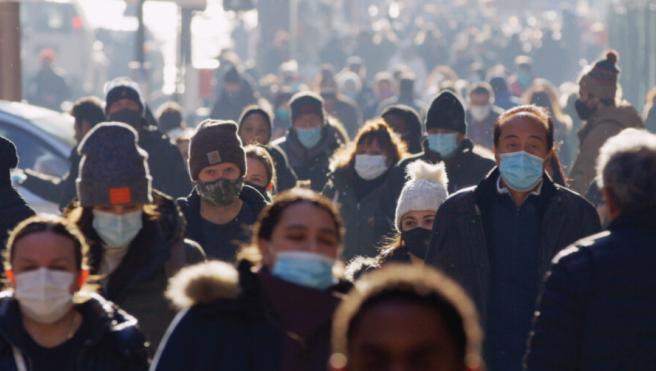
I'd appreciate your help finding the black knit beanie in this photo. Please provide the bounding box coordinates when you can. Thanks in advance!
[290,92,325,124]
[76,122,152,207]
[425,91,466,134]
[189,120,246,181]
[105,81,144,114]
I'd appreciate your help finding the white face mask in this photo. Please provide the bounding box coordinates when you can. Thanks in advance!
[354,154,388,180]
[92,209,143,248]
[470,104,492,121]
[14,268,75,324]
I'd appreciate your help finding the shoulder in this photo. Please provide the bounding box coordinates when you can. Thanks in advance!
[442,185,478,210]
[552,185,597,215]
[549,230,612,274]
[165,261,242,311]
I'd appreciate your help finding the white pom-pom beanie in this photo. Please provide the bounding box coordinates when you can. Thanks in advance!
[394,160,449,231]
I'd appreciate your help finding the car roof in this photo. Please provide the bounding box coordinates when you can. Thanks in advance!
[0,100,75,147]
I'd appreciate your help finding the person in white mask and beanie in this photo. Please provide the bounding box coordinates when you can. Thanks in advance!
[0,214,149,371]
[63,122,205,353]
[322,120,408,261]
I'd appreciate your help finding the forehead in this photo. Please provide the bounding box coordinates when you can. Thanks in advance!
[498,115,548,141]
[203,162,240,172]
[13,232,76,262]
[277,202,336,229]
[402,210,435,220]
[247,157,267,173]
[243,114,268,128]
[357,135,383,150]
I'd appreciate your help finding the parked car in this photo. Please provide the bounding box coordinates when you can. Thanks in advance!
[0,101,74,214]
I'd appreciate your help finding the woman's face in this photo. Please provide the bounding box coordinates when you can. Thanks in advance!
[246,157,269,189]
[240,114,270,145]
[400,210,436,232]
[10,231,80,293]
[260,202,340,266]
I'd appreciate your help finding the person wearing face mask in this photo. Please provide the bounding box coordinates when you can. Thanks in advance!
[272,92,345,192]
[238,106,298,191]
[104,78,191,198]
[64,122,205,352]
[0,214,149,371]
[425,105,601,371]
[569,51,644,195]
[245,145,277,202]
[152,188,352,371]
[466,83,504,150]
[322,121,407,260]
[316,65,362,138]
[346,161,448,281]
[178,119,268,261]
[509,55,535,97]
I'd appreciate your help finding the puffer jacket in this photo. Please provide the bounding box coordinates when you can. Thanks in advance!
[569,102,643,194]
[273,124,344,192]
[0,292,148,371]
[151,260,352,371]
[425,169,600,326]
[322,166,392,260]
[65,190,206,352]
[524,210,656,371]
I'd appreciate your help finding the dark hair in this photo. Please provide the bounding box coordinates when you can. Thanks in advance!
[4,214,90,272]
[71,96,105,127]
[493,105,554,150]
[157,101,185,133]
[332,120,407,170]
[470,82,493,98]
[245,144,277,190]
[253,188,344,244]
[332,265,482,369]
[382,105,423,154]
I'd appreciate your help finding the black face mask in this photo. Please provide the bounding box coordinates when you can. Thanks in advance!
[574,99,595,121]
[109,108,143,129]
[400,227,432,259]
[245,182,271,201]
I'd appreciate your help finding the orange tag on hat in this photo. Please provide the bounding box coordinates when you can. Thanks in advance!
[109,187,132,205]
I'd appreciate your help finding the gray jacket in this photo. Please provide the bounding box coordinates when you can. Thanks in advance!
[425,169,601,326]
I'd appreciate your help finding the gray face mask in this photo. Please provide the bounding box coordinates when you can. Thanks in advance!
[197,178,243,206]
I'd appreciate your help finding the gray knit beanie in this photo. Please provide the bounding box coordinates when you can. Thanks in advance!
[76,122,152,207]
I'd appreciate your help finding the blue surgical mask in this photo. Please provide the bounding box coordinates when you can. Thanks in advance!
[427,133,459,158]
[499,151,544,192]
[272,251,336,290]
[295,127,322,149]
[92,209,143,248]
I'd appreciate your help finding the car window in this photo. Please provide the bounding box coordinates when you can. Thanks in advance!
[0,124,69,178]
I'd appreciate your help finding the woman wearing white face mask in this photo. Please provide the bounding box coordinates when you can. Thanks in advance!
[152,188,350,371]
[346,161,449,281]
[322,120,408,260]
[63,122,205,353]
[0,214,149,371]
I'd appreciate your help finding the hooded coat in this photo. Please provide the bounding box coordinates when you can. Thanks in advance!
[0,292,148,371]
[151,260,351,371]
[65,190,205,352]
[273,124,345,192]
[570,102,643,194]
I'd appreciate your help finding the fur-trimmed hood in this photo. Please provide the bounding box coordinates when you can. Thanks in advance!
[166,261,242,310]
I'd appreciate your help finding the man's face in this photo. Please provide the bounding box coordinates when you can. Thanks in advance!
[469,92,490,107]
[494,116,550,163]
[107,99,140,115]
[348,300,464,371]
[293,113,323,129]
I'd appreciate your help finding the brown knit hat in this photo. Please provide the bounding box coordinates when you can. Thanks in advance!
[579,51,620,101]
[188,120,246,180]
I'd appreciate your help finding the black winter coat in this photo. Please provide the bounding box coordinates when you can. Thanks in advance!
[152,260,351,371]
[138,127,191,198]
[0,293,148,371]
[272,125,344,192]
[0,186,34,246]
[66,190,206,352]
[266,144,298,192]
[426,169,601,326]
[177,185,267,261]
[322,167,392,260]
[524,210,656,371]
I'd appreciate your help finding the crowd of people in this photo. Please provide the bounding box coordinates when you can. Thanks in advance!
[3,1,656,370]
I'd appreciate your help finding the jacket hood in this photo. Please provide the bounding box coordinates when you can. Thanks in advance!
[166,260,242,310]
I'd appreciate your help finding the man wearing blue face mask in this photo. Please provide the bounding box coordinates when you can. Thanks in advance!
[425,105,601,371]
[273,92,345,191]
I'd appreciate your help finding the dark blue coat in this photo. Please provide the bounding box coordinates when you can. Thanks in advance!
[0,293,148,371]
[524,210,656,371]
